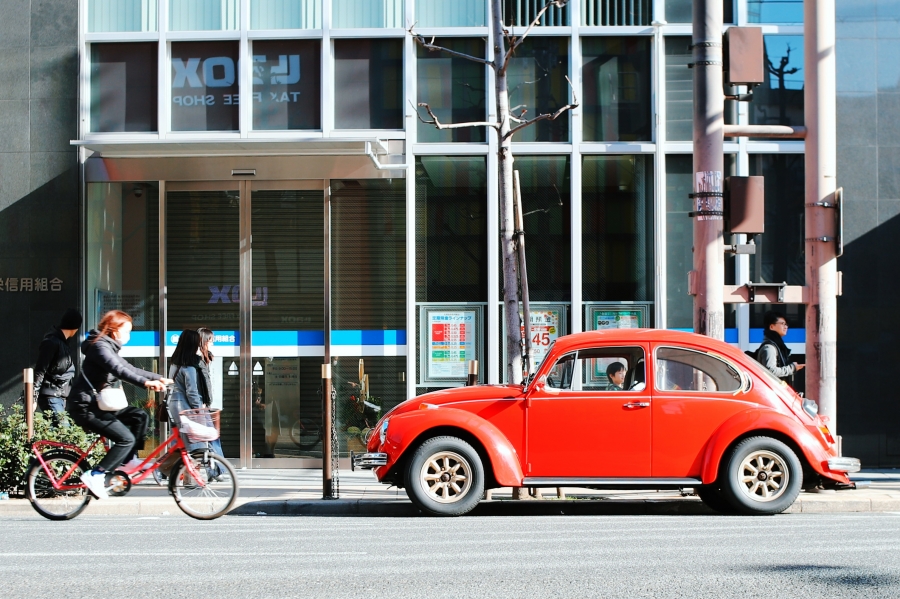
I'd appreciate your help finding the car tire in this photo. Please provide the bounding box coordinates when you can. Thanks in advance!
[720,436,802,515]
[405,436,484,517]
[696,485,738,514]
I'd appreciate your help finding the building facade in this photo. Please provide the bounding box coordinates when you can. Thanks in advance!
[0,0,897,468]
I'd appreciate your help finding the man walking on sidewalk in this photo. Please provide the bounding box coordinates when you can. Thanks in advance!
[757,311,804,387]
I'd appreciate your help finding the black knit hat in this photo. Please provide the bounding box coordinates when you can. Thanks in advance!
[58,308,83,330]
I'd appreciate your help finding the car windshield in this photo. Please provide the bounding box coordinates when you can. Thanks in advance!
[525,341,555,389]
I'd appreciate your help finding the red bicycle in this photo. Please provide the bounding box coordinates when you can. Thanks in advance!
[25,396,238,520]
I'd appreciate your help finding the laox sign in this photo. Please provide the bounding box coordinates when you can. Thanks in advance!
[172,54,300,88]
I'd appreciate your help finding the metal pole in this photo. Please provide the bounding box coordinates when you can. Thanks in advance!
[466,360,479,387]
[804,0,838,430]
[513,170,533,377]
[24,368,34,439]
[322,363,333,499]
[691,0,725,340]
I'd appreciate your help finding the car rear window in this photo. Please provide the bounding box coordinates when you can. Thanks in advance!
[655,347,742,393]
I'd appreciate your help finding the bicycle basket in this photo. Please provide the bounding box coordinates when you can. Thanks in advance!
[179,408,220,442]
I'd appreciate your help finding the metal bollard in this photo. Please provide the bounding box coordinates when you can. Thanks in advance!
[466,360,479,386]
[24,368,34,439]
[322,363,334,500]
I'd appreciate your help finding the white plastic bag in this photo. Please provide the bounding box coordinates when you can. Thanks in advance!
[180,415,218,441]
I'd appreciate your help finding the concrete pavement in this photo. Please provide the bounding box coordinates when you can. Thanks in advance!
[1,469,897,517]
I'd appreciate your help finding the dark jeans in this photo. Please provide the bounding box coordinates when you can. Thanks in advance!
[37,395,69,428]
[70,406,149,472]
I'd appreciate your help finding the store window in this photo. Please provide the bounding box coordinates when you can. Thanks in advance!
[665,37,736,142]
[90,43,158,132]
[503,0,569,26]
[664,0,734,23]
[170,0,238,31]
[582,37,652,142]
[416,0,486,27]
[171,42,240,132]
[581,0,650,26]
[750,36,804,130]
[252,40,321,130]
[513,156,571,301]
[334,39,403,130]
[415,156,488,302]
[333,0,403,28]
[251,0,321,29]
[582,155,654,302]
[749,0,803,23]
[88,0,157,32]
[416,38,487,143]
[506,37,570,143]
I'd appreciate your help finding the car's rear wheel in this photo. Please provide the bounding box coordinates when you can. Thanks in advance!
[405,436,484,517]
[720,436,802,515]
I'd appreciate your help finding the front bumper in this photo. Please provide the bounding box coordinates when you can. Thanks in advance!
[351,452,388,471]
[827,456,861,473]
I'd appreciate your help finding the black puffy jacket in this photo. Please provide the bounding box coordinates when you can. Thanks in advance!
[33,328,75,400]
[66,330,162,411]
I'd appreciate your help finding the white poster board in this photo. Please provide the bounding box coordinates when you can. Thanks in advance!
[419,305,483,385]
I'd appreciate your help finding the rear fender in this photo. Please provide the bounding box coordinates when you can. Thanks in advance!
[700,409,842,484]
[378,407,523,487]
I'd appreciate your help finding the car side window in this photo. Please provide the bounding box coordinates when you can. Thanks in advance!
[546,353,576,390]
[655,347,742,393]
[578,346,646,392]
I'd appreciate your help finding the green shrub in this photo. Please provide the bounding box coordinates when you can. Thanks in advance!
[0,405,104,496]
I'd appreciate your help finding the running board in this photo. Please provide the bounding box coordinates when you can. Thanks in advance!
[522,477,702,490]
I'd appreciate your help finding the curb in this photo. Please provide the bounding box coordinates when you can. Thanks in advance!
[3,493,897,517]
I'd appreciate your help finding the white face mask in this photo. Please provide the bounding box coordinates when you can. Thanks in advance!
[114,322,133,345]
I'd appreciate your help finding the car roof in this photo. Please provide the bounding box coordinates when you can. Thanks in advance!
[551,329,737,356]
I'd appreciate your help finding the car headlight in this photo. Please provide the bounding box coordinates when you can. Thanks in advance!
[379,418,389,445]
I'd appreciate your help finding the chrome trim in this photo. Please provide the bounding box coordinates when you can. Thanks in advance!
[623,402,650,408]
[351,452,388,470]
[523,477,702,487]
[827,457,861,473]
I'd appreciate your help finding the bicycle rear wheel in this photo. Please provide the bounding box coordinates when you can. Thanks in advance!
[168,451,239,520]
[289,418,322,449]
[26,450,91,520]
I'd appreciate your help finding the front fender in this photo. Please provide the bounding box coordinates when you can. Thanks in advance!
[376,407,524,487]
[700,409,843,484]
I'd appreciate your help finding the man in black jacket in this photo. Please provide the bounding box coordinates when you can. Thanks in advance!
[32,309,82,426]
[757,311,805,387]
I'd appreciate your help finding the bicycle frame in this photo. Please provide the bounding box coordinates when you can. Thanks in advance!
[31,424,204,491]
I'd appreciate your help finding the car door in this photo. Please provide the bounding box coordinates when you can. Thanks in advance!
[651,345,755,477]
[525,345,651,478]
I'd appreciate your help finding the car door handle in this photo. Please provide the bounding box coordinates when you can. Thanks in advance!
[623,402,650,408]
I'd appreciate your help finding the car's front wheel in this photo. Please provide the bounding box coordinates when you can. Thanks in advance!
[720,436,802,515]
[405,436,484,516]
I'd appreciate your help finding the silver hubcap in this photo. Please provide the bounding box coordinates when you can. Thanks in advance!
[419,451,471,504]
[738,450,789,502]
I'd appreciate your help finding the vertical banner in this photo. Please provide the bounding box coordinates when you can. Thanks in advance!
[523,308,562,371]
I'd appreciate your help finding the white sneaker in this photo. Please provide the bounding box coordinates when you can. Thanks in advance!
[120,457,143,472]
[80,470,108,500]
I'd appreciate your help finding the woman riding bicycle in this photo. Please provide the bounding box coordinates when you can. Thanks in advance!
[66,310,171,499]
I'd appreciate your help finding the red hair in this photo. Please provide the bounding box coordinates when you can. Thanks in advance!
[94,310,133,342]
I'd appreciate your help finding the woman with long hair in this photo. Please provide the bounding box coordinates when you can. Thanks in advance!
[66,310,171,499]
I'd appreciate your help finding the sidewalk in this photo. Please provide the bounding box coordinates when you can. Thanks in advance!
[2,469,898,517]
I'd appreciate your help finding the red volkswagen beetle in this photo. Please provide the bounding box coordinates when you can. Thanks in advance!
[353,330,860,516]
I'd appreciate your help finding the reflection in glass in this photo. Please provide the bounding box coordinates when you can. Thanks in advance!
[252,40,321,130]
[251,0,321,29]
[665,37,736,141]
[750,36,804,129]
[513,156,571,301]
[664,155,693,329]
[582,37,651,142]
[170,0,238,30]
[332,0,403,28]
[749,154,805,286]
[664,0,734,23]
[416,0,486,26]
[88,0,157,32]
[334,39,403,129]
[581,0,650,26]
[251,357,324,458]
[506,38,570,142]
[171,42,240,131]
[503,0,569,26]
[582,155,653,302]
[415,156,488,302]
[748,0,803,23]
[90,43,157,132]
[416,38,486,143]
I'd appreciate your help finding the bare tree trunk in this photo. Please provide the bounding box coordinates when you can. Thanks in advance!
[492,0,524,387]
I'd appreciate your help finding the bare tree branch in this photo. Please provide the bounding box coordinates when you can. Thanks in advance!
[503,75,578,140]
[408,24,495,67]
[501,0,569,73]
[411,100,500,131]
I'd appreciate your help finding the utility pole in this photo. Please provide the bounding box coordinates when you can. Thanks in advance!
[804,0,838,430]
[691,0,725,340]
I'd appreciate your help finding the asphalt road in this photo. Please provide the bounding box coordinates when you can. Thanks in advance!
[3,512,900,598]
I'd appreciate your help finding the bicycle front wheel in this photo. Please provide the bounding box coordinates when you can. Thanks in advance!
[26,450,91,521]
[289,418,321,449]
[168,452,239,520]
